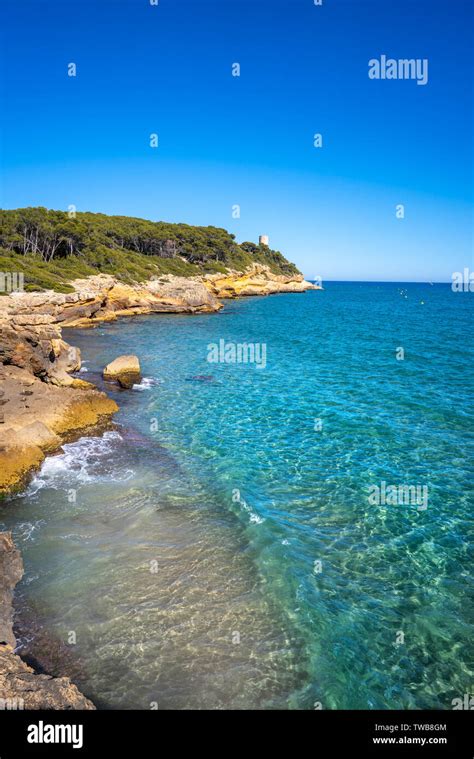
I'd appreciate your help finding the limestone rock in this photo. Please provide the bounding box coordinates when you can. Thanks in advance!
[0,268,314,339]
[103,355,141,388]
[0,321,80,384]
[7,422,61,452]
[0,533,23,648]
[0,532,95,709]
[0,366,118,494]
[0,648,95,709]
[202,263,318,298]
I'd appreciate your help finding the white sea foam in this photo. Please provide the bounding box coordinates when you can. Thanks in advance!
[27,431,125,493]
[23,573,39,585]
[132,377,160,391]
[16,521,45,542]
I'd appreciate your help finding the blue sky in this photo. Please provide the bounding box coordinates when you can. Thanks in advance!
[1,0,472,281]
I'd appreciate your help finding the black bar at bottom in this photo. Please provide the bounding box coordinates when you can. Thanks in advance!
[0,709,472,757]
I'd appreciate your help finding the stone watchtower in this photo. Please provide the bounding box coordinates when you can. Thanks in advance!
[259,235,269,246]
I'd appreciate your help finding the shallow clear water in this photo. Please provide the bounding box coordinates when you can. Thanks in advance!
[1,283,473,709]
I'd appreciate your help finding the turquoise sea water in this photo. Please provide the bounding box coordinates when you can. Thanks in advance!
[1,282,473,709]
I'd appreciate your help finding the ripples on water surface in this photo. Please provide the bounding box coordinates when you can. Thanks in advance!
[1,283,473,709]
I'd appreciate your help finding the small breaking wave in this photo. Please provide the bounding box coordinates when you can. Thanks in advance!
[27,430,126,493]
[15,521,45,543]
[132,377,160,391]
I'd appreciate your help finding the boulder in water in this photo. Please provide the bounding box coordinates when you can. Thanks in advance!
[103,355,141,389]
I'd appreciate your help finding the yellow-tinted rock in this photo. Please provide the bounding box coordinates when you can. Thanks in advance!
[8,422,60,452]
[0,445,45,495]
[203,264,318,298]
[0,367,119,495]
[51,394,119,435]
[70,377,96,390]
[103,355,141,389]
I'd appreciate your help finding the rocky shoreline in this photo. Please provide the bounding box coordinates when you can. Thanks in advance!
[0,264,316,495]
[0,263,316,709]
[0,532,94,709]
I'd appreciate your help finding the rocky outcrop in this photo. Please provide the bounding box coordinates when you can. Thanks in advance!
[0,319,77,386]
[0,286,122,494]
[0,532,94,709]
[103,355,141,389]
[0,533,23,649]
[0,267,315,333]
[0,274,222,331]
[0,365,118,495]
[202,263,318,298]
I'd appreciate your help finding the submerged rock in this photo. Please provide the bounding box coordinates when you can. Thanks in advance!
[103,355,141,389]
[0,532,94,709]
[185,375,216,383]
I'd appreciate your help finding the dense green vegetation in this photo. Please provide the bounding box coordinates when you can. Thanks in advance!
[0,208,299,292]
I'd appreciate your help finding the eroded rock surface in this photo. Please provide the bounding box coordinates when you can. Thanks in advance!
[0,273,222,331]
[0,532,94,709]
[0,365,118,495]
[202,263,318,298]
[103,355,141,389]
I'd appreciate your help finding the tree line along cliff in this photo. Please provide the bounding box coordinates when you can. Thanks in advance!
[0,208,300,293]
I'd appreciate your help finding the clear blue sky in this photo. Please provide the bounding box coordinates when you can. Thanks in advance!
[1,0,472,281]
